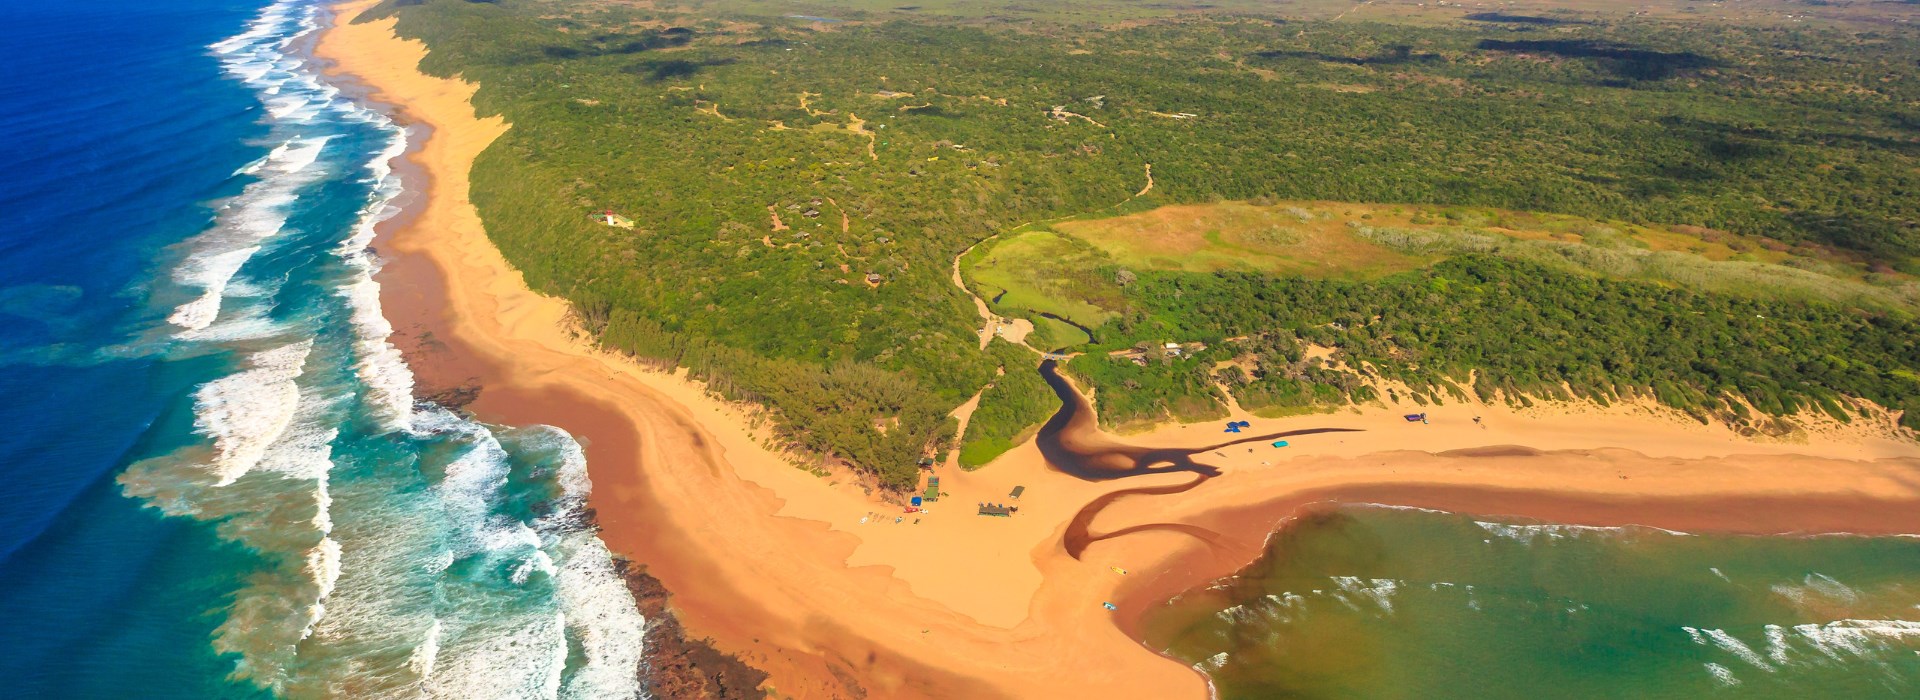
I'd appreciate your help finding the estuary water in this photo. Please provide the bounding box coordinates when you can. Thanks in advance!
[1145,504,1920,699]
[0,1,645,697]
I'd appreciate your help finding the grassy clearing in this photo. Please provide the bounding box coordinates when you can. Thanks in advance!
[1051,200,1920,312]
[1027,316,1091,351]
[963,230,1125,336]
[1053,201,1428,280]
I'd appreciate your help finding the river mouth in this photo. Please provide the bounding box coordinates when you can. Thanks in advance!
[1030,359,1361,557]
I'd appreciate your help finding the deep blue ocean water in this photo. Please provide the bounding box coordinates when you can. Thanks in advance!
[0,2,646,697]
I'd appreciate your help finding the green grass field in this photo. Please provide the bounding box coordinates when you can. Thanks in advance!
[979,200,1920,322]
[963,230,1125,339]
[1052,201,1429,280]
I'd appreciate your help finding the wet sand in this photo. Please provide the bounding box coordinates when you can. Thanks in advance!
[317,1,1920,697]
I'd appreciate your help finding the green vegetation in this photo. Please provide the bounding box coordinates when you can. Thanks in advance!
[1080,256,1920,431]
[1051,202,1425,278]
[368,0,1920,482]
[973,200,1920,334]
[965,231,1123,332]
[1064,349,1232,432]
[1217,335,1376,418]
[954,340,1055,468]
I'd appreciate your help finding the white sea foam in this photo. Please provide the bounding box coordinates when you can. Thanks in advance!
[1195,652,1230,672]
[424,613,570,700]
[1772,572,1861,608]
[1685,618,1920,673]
[1764,625,1792,666]
[1703,628,1775,672]
[1474,520,1690,543]
[1703,662,1741,686]
[192,340,312,485]
[1351,503,1455,516]
[253,384,338,482]
[312,467,334,533]
[168,245,264,330]
[131,3,649,696]
[332,121,416,431]
[303,536,342,640]
[165,141,326,332]
[339,275,415,430]
[1329,576,1399,614]
[411,619,444,683]
[1788,619,1920,662]
[271,135,333,172]
[554,534,647,699]
[539,425,594,500]
[169,0,349,336]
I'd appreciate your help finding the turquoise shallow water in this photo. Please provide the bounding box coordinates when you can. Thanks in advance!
[1146,504,1920,699]
[8,2,1917,699]
[0,1,646,696]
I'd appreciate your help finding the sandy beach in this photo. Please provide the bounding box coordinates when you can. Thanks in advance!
[316,1,1920,696]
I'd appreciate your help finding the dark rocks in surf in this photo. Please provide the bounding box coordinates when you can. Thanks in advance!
[616,558,771,699]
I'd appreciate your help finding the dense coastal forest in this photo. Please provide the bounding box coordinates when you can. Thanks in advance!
[1064,256,1920,433]
[367,0,1920,485]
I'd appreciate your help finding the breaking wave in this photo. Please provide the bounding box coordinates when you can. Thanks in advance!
[118,2,645,697]
[1473,520,1691,543]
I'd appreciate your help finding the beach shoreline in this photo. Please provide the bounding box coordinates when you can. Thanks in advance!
[314,1,1920,697]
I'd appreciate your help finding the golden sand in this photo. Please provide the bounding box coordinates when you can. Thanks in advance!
[318,2,1920,696]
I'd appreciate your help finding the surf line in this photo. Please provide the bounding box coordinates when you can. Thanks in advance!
[1030,359,1363,557]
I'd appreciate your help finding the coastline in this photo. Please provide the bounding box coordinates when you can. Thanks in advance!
[315,2,1920,698]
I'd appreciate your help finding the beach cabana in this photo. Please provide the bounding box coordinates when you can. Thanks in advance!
[924,476,940,501]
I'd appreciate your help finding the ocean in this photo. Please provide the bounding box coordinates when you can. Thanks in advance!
[8,2,1920,699]
[1145,504,1920,699]
[0,1,644,697]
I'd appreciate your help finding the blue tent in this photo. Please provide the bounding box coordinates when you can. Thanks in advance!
[1272,440,1289,448]
[911,496,923,507]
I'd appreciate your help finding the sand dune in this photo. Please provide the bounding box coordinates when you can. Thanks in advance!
[318,2,1920,697]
